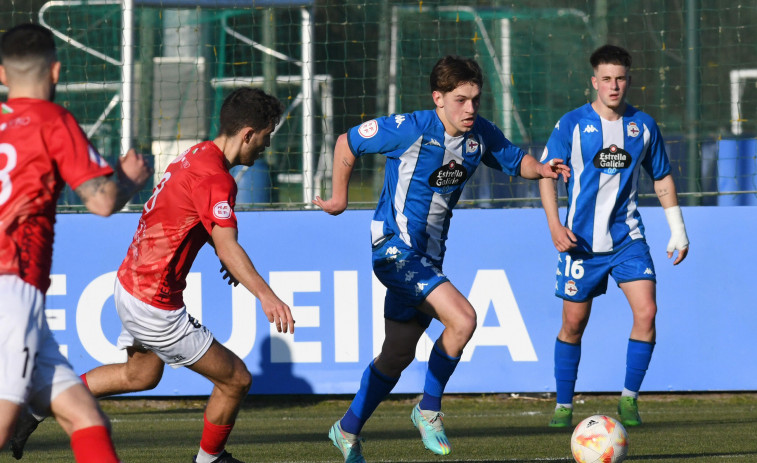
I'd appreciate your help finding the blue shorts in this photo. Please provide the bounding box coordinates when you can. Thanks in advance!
[372,234,449,328]
[554,239,656,302]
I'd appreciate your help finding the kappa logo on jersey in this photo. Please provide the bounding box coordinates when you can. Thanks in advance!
[593,144,631,172]
[565,280,579,297]
[583,124,598,133]
[385,246,400,260]
[394,115,406,128]
[627,121,640,137]
[395,259,407,271]
[404,270,418,282]
[415,282,428,296]
[428,160,467,194]
[213,201,232,219]
[424,138,442,147]
[465,137,480,153]
[555,120,560,130]
[358,120,379,139]
[644,267,654,275]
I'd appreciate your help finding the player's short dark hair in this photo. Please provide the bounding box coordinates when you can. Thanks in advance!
[0,23,57,65]
[430,55,484,93]
[218,87,284,137]
[590,44,632,69]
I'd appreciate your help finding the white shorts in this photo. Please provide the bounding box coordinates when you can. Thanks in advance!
[0,275,80,414]
[114,278,213,368]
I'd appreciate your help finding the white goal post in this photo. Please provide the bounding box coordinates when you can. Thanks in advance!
[730,69,757,135]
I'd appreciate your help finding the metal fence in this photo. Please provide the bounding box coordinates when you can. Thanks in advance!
[2,0,756,209]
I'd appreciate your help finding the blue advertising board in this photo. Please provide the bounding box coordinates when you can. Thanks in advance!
[48,206,756,396]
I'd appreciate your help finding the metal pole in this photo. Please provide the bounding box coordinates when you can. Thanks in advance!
[594,0,608,47]
[500,18,512,139]
[263,8,277,96]
[121,0,134,155]
[685,0,701,205]
[301,7,314,205]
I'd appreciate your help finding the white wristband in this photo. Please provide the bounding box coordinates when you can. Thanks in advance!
[664,205,689,252]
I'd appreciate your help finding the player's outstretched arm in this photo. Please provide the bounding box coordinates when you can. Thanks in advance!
[75,149,152,216]
[312,133,355,215]
[519,154,570,181]
[654,174,689,265]
[539,177,577,252]
[211,225,295,334]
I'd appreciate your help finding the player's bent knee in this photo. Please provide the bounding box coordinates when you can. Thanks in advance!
[124,370,162,392]
[448,312,477,343]
[228,365,252,395]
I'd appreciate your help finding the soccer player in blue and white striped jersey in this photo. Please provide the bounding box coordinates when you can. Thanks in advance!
[539,45,690,429]
[314,55,569,462]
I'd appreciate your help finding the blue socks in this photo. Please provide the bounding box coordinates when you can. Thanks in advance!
[340,360,399,435]
[625,338,655,393]
[419,341,461,412]
[554,338,581,405]
[553,337,653,405]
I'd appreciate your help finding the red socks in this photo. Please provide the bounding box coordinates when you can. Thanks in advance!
[200,414,234,455]
[79,373,89,390]
[70,425,119,463]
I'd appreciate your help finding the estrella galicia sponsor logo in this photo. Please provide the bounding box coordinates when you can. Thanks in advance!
[593,144,631,174]
[428,160,467,194]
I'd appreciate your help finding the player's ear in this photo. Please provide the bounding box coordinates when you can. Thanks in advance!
[0,65,6,86]
[51,61,61,84]
[241,127,255,144]
[431,90,444,108]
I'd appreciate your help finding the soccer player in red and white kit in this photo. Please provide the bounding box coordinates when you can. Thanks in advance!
[66,87,290,463]
[0,23,151,462]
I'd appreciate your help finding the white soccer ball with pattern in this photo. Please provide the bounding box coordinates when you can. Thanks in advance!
[570,415,628,463]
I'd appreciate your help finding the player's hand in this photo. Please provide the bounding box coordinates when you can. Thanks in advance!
[118,149,153,190]
[664,205,689,265]
[667,239,689,265]
[260,295,295,334]
[312,195,348,216]
[542,158,570,183]
[220,265,239,286]
[550,225,578,252]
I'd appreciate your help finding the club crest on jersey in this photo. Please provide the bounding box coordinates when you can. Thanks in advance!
[213,201,232,219]
[358,120,378,139]
[465,137,480,153]
[593,144,631,174]
[627,121,640,137]
[429,160,467,194]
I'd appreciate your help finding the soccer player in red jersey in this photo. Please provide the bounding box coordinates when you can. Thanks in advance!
[0,23,151,463]
[14,87,293,463]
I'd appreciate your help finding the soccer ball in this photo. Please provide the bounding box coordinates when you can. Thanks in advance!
[570,415,628,463]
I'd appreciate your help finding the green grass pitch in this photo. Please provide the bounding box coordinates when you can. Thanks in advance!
[3,393,757,462]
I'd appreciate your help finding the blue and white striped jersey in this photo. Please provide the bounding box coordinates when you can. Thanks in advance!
[347,109,525,263]
[541,103,671,254]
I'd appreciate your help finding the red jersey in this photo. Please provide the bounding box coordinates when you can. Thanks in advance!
[0,98,113,292]
[117,141,238,309]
